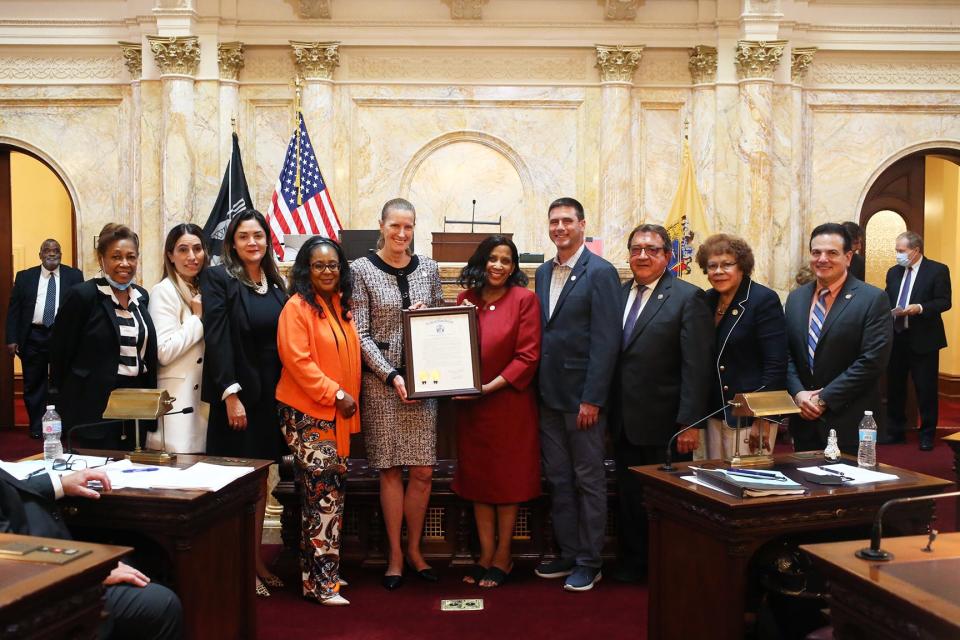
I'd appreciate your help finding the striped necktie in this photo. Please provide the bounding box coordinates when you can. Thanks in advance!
[807,288,829,371]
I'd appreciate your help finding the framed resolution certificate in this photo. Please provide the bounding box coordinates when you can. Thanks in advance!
[402,306,482,399]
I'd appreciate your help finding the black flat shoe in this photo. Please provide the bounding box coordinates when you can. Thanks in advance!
[406,562,439,583]
[382,574,404,590]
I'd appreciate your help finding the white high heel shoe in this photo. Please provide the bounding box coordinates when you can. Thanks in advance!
[321,594,350,606]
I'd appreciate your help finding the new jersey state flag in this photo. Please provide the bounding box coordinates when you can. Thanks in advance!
[664,140,711,289]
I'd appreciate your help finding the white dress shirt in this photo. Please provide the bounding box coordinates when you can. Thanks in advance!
[31,266,60,325]
[895,255,924,329]
[622,272,664,327]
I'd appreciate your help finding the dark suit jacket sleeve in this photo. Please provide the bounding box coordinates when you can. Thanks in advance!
[918,262,952,318]
[0,472,56,534]
[784,291,805,398]
[201,267,237,397]
[48,282,91,391]
[5,270,26,345]
[677,288,714,426]
[756,290,788,390]
[581,263,623,408]
[820,288,893,410]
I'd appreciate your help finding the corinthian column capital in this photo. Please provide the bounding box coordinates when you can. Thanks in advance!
[118,41,142,80]
[218,41,245,81]
[290,41,341,80]
[791,47,817,83]
[688,45,717,84]
[734,40,787,80]
[146,35,200,77]
[595,44,644,84]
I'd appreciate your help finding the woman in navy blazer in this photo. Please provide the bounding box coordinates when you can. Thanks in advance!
[695,234,787,459]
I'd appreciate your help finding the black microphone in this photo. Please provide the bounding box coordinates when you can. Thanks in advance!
[659,385,767,472]
[168,407,194,416]
[856,490,960,561]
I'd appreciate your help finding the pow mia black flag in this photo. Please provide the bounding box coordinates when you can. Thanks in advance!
[203,132,253,263]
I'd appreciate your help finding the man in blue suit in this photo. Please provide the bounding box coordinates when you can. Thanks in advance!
[533,197,622,592]
[4,239,83,438]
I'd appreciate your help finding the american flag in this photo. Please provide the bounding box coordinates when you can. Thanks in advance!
[268,112,341,260]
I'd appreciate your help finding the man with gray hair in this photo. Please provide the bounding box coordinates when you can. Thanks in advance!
[881,230,952,450]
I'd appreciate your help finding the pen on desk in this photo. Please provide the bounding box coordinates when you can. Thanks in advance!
[817,466,851,480]
[121,467,160,474]
[25,467,46,479]
[726,469,787,482]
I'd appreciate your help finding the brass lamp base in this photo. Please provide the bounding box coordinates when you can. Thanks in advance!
[725,453,775,468]
[126,450,177,465]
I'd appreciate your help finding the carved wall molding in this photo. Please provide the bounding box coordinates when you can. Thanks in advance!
[443,0,487,20]
[735,40,787,80]
[809,60,960,87]
[604,0,642,21]
[0,53,124,82]
[296,0,331,19]
[596,44,644,84]
[634,50,690,85]
[688,45,717,84]
[290,40,340,80]
[118,41,142,80]
[146,35,200,77]
[791,47,817,83]
[218,41,245,81]
[241,48,296,81]
[346,52,587,82]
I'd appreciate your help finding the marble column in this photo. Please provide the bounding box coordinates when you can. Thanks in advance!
[119,42,142,242]
[217,42,244,169]
[596,44,643,265]
[147,34,200,279]
[734,40,786,285]
[290,41,340,186]
[688,45,718,231]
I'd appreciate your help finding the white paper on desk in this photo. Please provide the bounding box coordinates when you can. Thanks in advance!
[798,463,899,485]
[148,462,253,492]
[102,460,185,490]
[0,455,113,480]
[681,475,737,497]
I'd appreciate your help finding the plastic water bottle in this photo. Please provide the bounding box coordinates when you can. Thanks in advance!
[42,405,63,465]
[857,411,877,469]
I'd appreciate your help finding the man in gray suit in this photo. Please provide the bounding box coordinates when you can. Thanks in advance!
[785,222,893,452]
[534,197,622,592]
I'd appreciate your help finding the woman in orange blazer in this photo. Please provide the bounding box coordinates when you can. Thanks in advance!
[276,236,361,607]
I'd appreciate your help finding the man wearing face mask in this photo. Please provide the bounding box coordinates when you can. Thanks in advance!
[881,231,952,450]
[5,240,83,438]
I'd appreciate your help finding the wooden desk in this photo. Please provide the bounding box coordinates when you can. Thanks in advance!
[633,455,953,640]
[803,533,960,639]
[0,533,130,640]
[62,453,272,640]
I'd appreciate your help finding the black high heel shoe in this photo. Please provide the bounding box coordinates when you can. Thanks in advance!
[406,561,439,583]
[382,573,404,590]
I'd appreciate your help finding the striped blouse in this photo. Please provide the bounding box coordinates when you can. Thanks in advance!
[97,281,149,377]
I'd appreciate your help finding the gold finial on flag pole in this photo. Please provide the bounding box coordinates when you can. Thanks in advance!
[683,117,690,141]
[230,116,237,134]
[294,76,303,206]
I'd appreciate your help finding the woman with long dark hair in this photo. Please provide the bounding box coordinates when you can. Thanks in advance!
[454,235,542,588]
[148,223,210,453]
[200,209,288,596]
[276,236,361,606]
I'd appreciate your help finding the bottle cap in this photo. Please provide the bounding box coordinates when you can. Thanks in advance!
[46,405,55,410]
[864,410,873,416]
[829,428,837,437]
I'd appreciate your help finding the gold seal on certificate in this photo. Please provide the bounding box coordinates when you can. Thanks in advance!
[402,306,482,399]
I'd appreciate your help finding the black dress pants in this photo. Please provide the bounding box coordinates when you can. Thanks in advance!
[19,325,52,437]
[886,334,940,440]
[101,581,183,640]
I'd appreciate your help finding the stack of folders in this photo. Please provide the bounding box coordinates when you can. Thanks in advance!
[692,467,807,498]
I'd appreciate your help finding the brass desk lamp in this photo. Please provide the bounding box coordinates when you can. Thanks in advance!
[727,390,801,467]
[102,388,178,465]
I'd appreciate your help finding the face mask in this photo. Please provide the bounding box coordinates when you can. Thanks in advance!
[103,273,135,291]
[895,252,912,268]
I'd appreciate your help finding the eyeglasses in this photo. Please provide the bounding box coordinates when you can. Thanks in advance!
[311,262,340,273]
[52,456,87,472]
[706,261,738,273]
[630,245,665,257]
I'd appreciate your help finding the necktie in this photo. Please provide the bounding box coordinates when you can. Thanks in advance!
[621,285,647,350]
[42,275,57,327]
[895,267,913,333]
[807,288,828,371]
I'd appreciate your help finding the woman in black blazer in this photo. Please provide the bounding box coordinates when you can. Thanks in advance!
[694,234,787,459]
[200,209,287,596]
[50,223,157,451]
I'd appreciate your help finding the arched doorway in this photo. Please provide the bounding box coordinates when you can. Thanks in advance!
[0,144,77,430]
[859,146,960,409]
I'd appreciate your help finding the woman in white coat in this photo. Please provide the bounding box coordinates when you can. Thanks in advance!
[147,223,210,453]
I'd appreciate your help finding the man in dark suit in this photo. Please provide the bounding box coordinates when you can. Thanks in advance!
[785,223,893,452]
[609,224,713,582]
[533,197,622,592]
[5,239,83,438]
[0,466,182,639]
[842,221,866,282]
[882,231,952,450]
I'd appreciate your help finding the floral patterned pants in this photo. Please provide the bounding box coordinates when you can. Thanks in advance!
[278,403,348,601]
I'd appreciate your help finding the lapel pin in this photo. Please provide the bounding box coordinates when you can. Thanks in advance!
[489,305,496,311]
[731,309,739,315]
[845,294,852,299]
[657,294,663,300]
[571,275,577,281]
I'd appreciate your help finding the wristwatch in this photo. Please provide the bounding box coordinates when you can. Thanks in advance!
[335,388,346,401]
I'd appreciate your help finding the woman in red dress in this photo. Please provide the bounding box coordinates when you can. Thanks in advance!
[453,235,542,588]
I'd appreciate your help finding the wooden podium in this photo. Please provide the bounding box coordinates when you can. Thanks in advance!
[431,232,513,262]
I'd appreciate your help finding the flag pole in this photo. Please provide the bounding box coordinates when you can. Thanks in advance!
[228,117,236,207]
[294,76,303,207]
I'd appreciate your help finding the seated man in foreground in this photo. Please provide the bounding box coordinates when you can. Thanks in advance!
[0,466,183,640]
